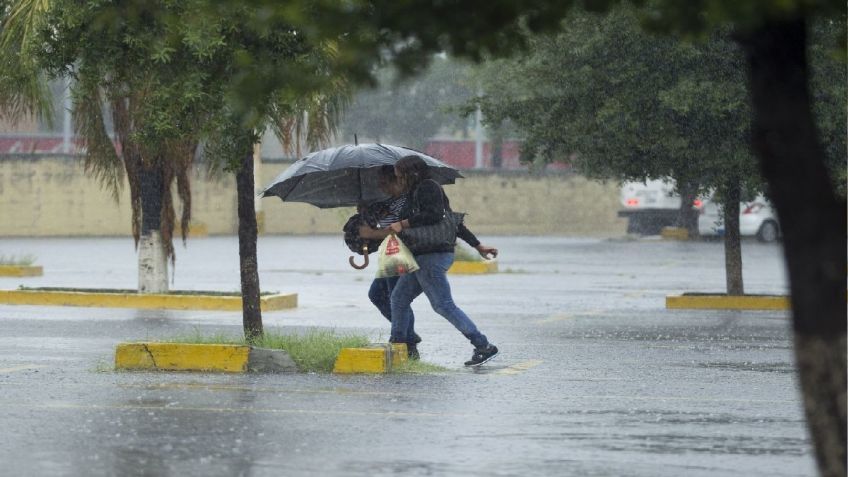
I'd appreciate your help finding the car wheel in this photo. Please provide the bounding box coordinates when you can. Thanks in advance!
[757,220,779,243]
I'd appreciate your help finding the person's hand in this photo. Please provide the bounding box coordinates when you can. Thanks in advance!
[476,244,498,260]
[389,221,404,233]
[359,224,375,237]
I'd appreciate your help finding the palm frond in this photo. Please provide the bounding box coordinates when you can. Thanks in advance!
[267,78,351,156]
[72,75,123,201]
[0,0,54,124]
[110,92,143,247]
[0,0,51,52]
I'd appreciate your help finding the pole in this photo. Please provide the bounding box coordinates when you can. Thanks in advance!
[474,97,483,169]
[62,78,72,154]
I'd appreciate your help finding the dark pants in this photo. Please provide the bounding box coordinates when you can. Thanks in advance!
[369,276,418,342]
[390,252,488,349]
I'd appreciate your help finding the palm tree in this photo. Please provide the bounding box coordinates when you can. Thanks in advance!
[1,0,199,293]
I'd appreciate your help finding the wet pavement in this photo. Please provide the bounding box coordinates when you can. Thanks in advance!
[0,235,811,476]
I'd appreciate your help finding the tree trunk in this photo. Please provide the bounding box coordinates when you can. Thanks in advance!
[676,180,699,238]
[722,180,743,296]
[739,18,846,477]
[236,149,263,343]
[138,167,168,294]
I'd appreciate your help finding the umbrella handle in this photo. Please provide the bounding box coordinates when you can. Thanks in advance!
[349,245,369,270]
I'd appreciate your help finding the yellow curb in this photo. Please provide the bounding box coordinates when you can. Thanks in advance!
[0,289,297,311]
[661,227,689,240]
[333,343,395,374]
[0,265,43,277]
[666,294,790,310]
[448,260,498,275]
[391,343,408,367]
[115,343,250,372]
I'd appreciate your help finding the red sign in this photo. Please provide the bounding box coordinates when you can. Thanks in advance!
[386,236,400,255]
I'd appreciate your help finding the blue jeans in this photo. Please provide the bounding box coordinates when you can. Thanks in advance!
[390,252,488,349]
[369,276,417,341]
[368,276,398,322]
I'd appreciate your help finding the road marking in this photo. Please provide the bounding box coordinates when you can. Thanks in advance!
[0,364,47,373]
[19,402,457,418]
[494,359,544,375]
[535,309,606,324]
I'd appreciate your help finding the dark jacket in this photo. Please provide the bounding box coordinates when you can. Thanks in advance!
[399,179,480,254]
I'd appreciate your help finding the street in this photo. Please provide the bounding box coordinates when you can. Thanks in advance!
[0,235,810,476]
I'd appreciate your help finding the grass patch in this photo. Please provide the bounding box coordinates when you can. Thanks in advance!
[454,244,482,262]
[255,331,370,373]
[394,359,450,374]
[0,254,36,266]
[164,329,370,373]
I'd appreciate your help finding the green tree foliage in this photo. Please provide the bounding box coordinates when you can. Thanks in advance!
[808,17,848,196]
[472,6,760,294]
[473,6,844,199]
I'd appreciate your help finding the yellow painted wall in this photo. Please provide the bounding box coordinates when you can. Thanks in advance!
[0,156,626,236]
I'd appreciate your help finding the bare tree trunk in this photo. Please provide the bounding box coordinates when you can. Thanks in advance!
[138,167,168,293]
[739,18,846,477]
[236,150,263,343]
[722,180,743,296]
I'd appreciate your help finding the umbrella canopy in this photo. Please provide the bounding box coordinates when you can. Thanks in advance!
[260,143,463,208]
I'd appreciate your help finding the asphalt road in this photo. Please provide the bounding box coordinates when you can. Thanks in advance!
[0,235,810,476]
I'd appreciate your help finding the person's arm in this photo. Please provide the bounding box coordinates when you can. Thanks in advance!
[458,223,498,259]
[359,224,392,240]
[457,223,480,248]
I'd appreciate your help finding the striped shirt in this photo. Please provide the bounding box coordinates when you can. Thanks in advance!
[376,196,407,228]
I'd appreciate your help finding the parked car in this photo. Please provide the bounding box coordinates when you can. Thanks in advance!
[618,179,703,235]
[698,196,780,242]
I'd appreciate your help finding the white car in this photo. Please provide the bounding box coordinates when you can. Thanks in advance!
[698,196,780,242]
[618,179,704,235]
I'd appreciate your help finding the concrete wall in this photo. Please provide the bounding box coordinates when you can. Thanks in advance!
[0,156,626,237]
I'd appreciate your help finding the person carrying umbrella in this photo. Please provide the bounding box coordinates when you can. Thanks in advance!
[359,165,493,361]
[359,166,422,354]
[362,155,499,366]
[262,145,497,363]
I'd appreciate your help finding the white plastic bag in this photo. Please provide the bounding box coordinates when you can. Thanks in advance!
[375,234,419,278]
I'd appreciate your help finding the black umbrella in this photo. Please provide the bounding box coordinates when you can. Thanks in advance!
[260,143,463,208]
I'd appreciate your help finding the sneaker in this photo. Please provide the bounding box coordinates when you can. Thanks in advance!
[464,345,498,367]
[407,343,420,360]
